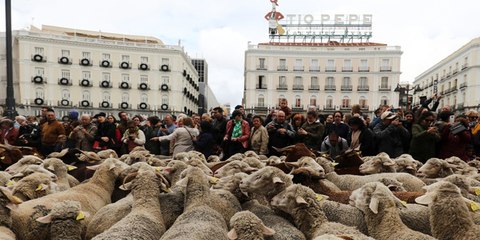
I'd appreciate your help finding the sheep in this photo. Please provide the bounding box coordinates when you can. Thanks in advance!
[186,158,213,176]
[244,150,260,159]
[468,159,480,172]
[35,200,86,240]
[394,154,423,175]
[0,186,22,240]
[96,149,118,159]
[242,157,265,169]
[349,182,434,240]
[4,155,43,174]
[207,155,221,163]
[121,151,149,165]
[0,171,12,186]
[315,196,369,235]
[397,203,432,235]
[42,158,80,190]
[358,155,396,174]
[227,210,276,240]
[271,184,371,240]
[160,160,189,186]
[11,164,58,182]
[12,172,59,201]
[10,158,129,240]
[159,167,230,240]
[92,169,169,240]
[443,174,480,203]
[417,158,457,178]
[262,156,282,165]
[287,156,326,180]
[146,156,168,167]
[77,151,103,163]
[214,160,258,178]
[239,166,293,201]
[272,143,316,162]
[445,156,478,176]
[415,181,480,239]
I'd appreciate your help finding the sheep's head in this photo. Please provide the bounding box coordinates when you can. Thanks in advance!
[262,156,282,166]
[377,178,406,192]
[242,157,265,169]
[207,155,221,163]
[243,150,260,159]
[443,174,477,197]
[212,172,249,201]
[227,211,275,240]
[36,200,89,224]
[5,156,43,174]
[86,158,129,177]
[415,181,462,206]
[120,168,170,193]
[271,184,323,215]
[239,167,293,197]
[315,157,335,174]
[11,164,57,181]
[286,156,325,179]
[97,149,118,159]
[394,154,421,175]
[214,160,257,178]
[125,151,148,165]
[350,182,405,214]
[468,160,480,171]
[161,160,188,175]
[417,158,455,178]
[42,158,68,175]
[359,156,396,174]
[12,172,59,200]
[186,158,213,176]
[187,151,206,161]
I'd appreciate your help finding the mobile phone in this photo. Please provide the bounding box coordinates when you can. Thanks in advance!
[449,115,455,124]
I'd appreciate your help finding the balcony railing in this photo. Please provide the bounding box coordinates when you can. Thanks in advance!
[57,100,72,106]
[137,103,151,110]
[292,85,304,90]
[256,84,267,89]
[276,84,288,90]
[459,83,467,89]
[277,66,288,71]
[360,105,369,110]
[309,66,320,72]
[380,66,392,72]
[357,86,370,91]
[342,67,353,72]
[340,105,352,110]
[457,103,464,109]
[324,85,336,91]
[452,68,458,74]
[378,85,391,91]
[292,105,304,110]
[254,104,267,109]
[293,66,304,71]
[358,67,370,72]
[341,85,353,91]
[256,65,267,70]
[461,64,468,70]
[325,66,336,72]
[323,105,335,110]
[308,85,320,90]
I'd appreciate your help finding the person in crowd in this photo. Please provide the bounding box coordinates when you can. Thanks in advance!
[438,115,471,161]
[68,114,97,151]
[365,115,372,127]
[155,117,199,156]
[212,107,228,154]
[0,119,18,145]
[193,121,215,158]
[369,107,383,129]
[192,114,201,129]
[117,111,129,136]
[223,110,250,159]
[26,115,39,126]
[351,104,362,116]
[346,116,375,156]
[201,113,213,123]
[266,110,295,156]
[373,111,410,158]
[14,115,26,129]
[421,94,441,112]
[278,98,293,121]
[291,113,306,143]
[131,115,145,131]
[343,113,353,127]
[154,114,177,156]
[401,111,415,153]
[235,105,252,128]
[107,115,122,153]
[409,111,441,162]
[38,106,52,126]
[107,115,117,125]
[40,109,66,156]
[250,115,269,155]
[121,120,146,153]
[467,110,480,155]
[63,110,81,148]
[325,111,350,140]
[297,110,324,151]
[264,109,278,126]
[93,112,116,151]
[143,116,162,155]
[321,131,348,159]
[15,116,40,147]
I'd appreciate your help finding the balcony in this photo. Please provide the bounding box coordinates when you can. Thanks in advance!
[78,100,93,108]
[57,100,72,107]
[79,58,92,66]
[253,104,267,110]
[323,105,335,111]
[58,57,72,65]
[378,85,391,91]
[119,81,131,89]
[99,81,112,88]
[137,103,151,110]
[32,76,46,84]
[277,66,288,71]
[138,63,150,71]
[324,85,336,91]
[119,102,131,109]
[461,63,468,70]
[292,85,304,90]
[160,84,169,91]
[119,61,132,69]
[341,85,353,91]
[342,66,353,72]
[357,86,370,91]
[256,65,267,70]
[292,105,304,111]
[293,66,304,71]
[309,66,320,72]
[358,67,370,72]
[79,79,93,87]
[459,83,467,89]
[452,68,458,74]
[325,66,336,72]
[360,105,369,111]
[31,54,46,62]
[276,84,288,90]
[137,83,150,90]
[340,105,352,110]
[99,101,112,108]
[308,85,320,90]
[256,84,267,89]
[58,78,72,86]
[380,66,392,72]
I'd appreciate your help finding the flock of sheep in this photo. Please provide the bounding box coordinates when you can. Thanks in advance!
[0,145,480,240]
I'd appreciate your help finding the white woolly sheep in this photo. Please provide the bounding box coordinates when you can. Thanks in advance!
[186,158,213,176]
[35,200,87,240]
[227,210,276,240]
[244,150,260,159]
[214,160,258,178]
[11,164,57,181]
[0,186,23,240]
[417,158,457,178]
[42,158,80,190]
[4,155,43,174]
[242,157,265,169]
[12,172,59,201]
[349,182,434,240]
[394,154,423,175]
[271,184,371,240]
[96,149,118,159]
[286,156,326,179]
[416,181,480,239]
[239,166,293,201]
[359,155,396,174]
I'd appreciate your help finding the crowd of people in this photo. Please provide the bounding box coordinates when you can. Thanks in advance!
[1,95,480,163]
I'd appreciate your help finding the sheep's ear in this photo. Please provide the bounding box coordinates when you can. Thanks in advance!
[0,187,22,204]
[393,196,407,209]
[415,193,434,205]
[369,196,379,214]
[108,161,116,170]
[262,224,276,236]
[86,164,101,171]
[295,196,308,207]
[227,229,238,239]
[36,184,48,192]
[36,214,53,224]
[272,177,284,185]
[12,172,24,178]
[119,182,132,191]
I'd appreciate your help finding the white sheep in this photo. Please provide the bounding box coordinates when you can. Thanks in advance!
[349,182,434,240]
[12,172,59,201]
[239,166,293,201]
[241,157,265,169]
[42,158,80,190]
[0,186,23,240]
[214,160,258,178]
[416,181,480,239]
[35,200,87,240]
[271,184,372,240]
[227,210,275,240]
[359,155,396,174]
[4,155,43,174]
[394,154,423,175]
[417,158,457,178]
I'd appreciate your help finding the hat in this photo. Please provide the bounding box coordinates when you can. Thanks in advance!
[68,110,79,120]
[94,112,106,118]
[381,111,397,120]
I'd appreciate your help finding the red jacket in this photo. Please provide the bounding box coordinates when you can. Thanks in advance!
[0,127,18,145]
[224,120,250,149]
[438,125,471,161]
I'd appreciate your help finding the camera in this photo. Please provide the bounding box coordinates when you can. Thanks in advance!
[450,122,467,135]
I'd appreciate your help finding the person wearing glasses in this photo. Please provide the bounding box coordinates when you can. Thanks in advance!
[409,111,440,163]
[373,111,410,158]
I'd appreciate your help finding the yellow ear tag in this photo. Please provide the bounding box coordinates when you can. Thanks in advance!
[76,211,85,221]
[35,184,43,191]
[330,162,339,167]
[315,194,323,202]
[154,167,161,172]
[470,201,480,212]
[209,177,219,184]
[165,188,172,193]
[67,166,76,171]
[400,201,408,207]
[474,188,480,196]
[6,180,15,187]
[0,156,5,160]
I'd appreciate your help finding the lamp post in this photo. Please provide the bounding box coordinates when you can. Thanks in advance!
[3,0,18,119]
[394,83,421,112]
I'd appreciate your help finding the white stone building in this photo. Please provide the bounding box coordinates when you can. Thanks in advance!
[413,37,480,112]
[0,25,201,119]
[243,42,402,115]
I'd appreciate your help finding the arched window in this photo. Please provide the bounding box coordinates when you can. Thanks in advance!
[295,95,301,108]
[102,92,110,101]
[61,89,70,100]
[122,93,129,102]
[141,94,148,103]
[326,96,333,108]
[342,96,350,108]
[35,88,44,98]
[309,95,317,107]
[82,91,90,101]
[162,95,169,105]
[359,96,367,108]
[258,94,265,107]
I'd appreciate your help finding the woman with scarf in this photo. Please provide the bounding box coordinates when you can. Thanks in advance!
[223,110,250,160]
[121,120,146,153]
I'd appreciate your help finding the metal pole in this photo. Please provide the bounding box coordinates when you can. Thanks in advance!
[3,0,18,119]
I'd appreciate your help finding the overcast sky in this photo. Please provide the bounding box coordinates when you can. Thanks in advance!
[1,0,479,107]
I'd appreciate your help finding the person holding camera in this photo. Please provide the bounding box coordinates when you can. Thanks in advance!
[409,111,441,163]
[266,110,295,156]
[68,114,97,151]
[121,120,146,154]
[438,115,471,161]
[373,111,410,158]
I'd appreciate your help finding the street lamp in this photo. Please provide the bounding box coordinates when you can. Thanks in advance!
[394,83,421,112]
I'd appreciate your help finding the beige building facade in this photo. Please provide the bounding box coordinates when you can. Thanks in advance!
[243,42,402,115]
[413,37,480,112]
[0,25,200,119]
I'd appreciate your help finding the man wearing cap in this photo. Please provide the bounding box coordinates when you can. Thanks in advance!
[373,110,410,158]
[93,112,116,151]
[39,109,66,156]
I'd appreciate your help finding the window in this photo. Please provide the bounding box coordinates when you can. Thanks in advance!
[82,91,90,101]
[309,96,317,106]
[82,52,91,59]
[162,58,169,65]
[141,56,148,63]
[294,59,303,70]
[294,76,302,86]
[326,96,333,108]
[381,77,389,88]
[279,76,286,86]
[34,47,44,55]
[35,67,44,76]
[359,97,367,107]
[35,88,44,98]
[141,94,148,103]
[82,71,91,80]
[61,50,70,57]
[121,55,130,62]
[61,70,70,79]
[140,75,148,84]
[102,92,111,101]
[102,53,111,60]
[258,94,265,107]
[342,96,350,108]
[359,77,368,87]
[259,58,266,69]
[295,95,301,107]
[360,59,368,67]
[279,59,286,70]
[381,59,390,66]
[380,96,388,106]
[311,59,319,71]
[327,59,335,67]
[342,77,351,86]
[326,77,334,86]
[258,75,266,89]
[122,93,129,102]
[162,95,169,105]
[310,76,318,86]
[343,59,352,71]
[102,73,110,81]
[122,74,130,83]
[62,89,70,100]
[162,76,169,84]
